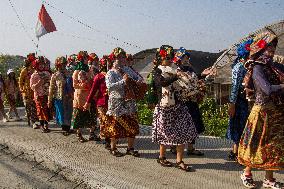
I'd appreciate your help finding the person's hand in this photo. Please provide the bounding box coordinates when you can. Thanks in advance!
[228,103,236,118]
[123,74,129,81]
[280,84,284,88]
[83,103,90,111]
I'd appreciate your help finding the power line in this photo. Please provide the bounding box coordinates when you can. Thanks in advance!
[43,0,142,49]
[0,20,125,49]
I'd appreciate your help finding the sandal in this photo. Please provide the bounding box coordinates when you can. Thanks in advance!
[126,148,140,157]
[76,132,87,143]
[89,132,95,141]
[62,131,70,136]
[175,161,192,172]
[240,172,256,188]
[187,148,204,156]
[110,148,124,157]
[157,157,173,167]
[263,178,284,189]
[41,126,50,133]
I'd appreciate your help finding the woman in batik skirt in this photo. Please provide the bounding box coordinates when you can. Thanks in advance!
[226,39,252,161]
[71,51,93,143]
[48,56,73,135]
[30,56,51,133]
[84,55,110,146]
[238,32,284,189]
[19,53,38,128]
[170,47,205,156]
[5,69,21,121]
[151,45,197,172]
[105,47,140,157]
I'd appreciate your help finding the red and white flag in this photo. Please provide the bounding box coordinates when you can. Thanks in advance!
[35,4,56,38]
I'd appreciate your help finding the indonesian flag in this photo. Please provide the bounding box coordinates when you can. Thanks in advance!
[35,4,56,38]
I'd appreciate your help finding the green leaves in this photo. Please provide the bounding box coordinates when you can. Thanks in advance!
[199,98,228,137]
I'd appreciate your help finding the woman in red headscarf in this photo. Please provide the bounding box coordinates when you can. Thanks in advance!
[84,55,111,147]
[30,56,51,133]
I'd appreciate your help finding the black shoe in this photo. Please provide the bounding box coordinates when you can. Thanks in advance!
[228,151,237,161]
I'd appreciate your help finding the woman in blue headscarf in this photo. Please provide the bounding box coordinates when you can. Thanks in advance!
[226,39,253,161]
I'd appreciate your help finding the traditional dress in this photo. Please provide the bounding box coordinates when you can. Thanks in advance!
[71,69,92,129]
[177,64,205,134]
[49,70,73,130]
[30,70,51,122]
[152,64,197,145]
[86,72,108,137]
[226,61,249,144]
[105,68,139,138]
[19,66,38,124]
[238,61,284,170]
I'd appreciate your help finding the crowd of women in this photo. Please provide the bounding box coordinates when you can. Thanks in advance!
[0,30,283,188]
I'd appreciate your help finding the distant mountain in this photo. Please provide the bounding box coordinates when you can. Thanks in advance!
[132,48,223,78]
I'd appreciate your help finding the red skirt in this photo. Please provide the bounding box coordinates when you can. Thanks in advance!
[35,95,50,121]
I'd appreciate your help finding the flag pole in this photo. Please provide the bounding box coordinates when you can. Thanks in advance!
[36,37,39,56]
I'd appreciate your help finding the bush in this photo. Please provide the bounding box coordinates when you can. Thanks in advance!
[199,98,228,137]
[137,100,153,125]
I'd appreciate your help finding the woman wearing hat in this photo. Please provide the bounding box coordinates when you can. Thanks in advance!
[151,45,197,172]
[105,47,140,157]
[30,56,51,133]
[170,47,205,156]
[238,32,284,189]
[5,68,21,121]
[71,51,94,142]
[19,53,38,128]
[48,56,73,135]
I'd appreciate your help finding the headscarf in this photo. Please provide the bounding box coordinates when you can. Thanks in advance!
[173,47,190,64]
[109,47,126,62]
[75,51,89,72]
[55,56,67,70]
[99,55,109,72]
[24,53,36,67]
[155,45,174,64]
[249,31,278,57]
[232,38,253,68]
[32,56,45,71]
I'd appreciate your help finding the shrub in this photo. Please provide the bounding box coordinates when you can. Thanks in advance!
[199,98,228,137]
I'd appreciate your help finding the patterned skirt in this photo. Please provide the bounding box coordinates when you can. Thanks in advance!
[35,96,50,121]
[152,104,197,145]
[24,97,38,123]
[238,103,284,170]
[102,113,139,139]
[226,97,249,144]
[71,108,91,129]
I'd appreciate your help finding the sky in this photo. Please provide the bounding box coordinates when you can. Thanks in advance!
[0,0,283,63]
